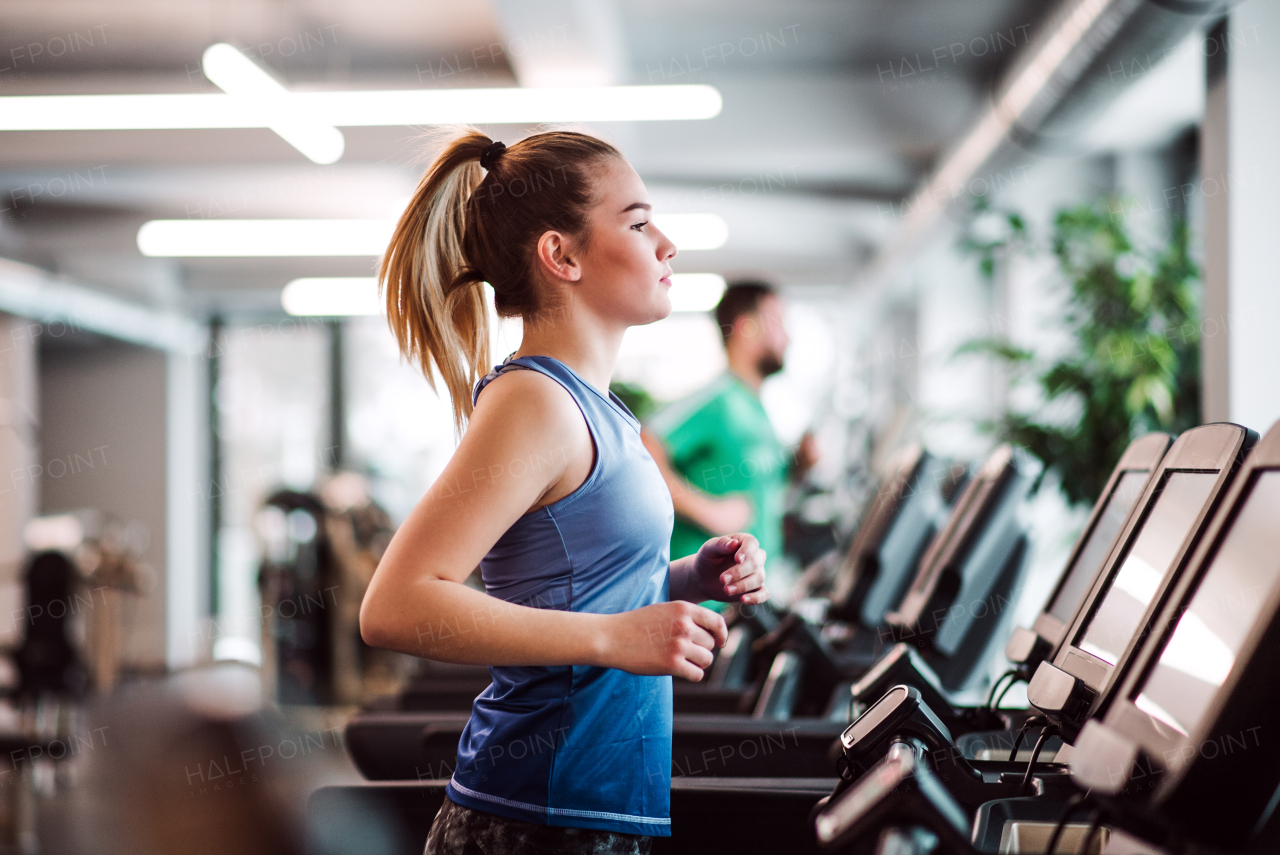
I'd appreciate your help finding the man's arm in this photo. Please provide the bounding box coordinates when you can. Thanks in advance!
[641,427,752,535]
[787,431,820,483]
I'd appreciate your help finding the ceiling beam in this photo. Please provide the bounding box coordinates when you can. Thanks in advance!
[0,256,203,353]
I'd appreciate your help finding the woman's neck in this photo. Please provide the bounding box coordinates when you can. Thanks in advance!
[514,301,625,393]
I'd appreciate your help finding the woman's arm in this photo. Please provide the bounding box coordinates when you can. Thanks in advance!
[360,370,727,681]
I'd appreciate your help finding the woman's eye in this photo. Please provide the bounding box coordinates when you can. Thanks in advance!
[631,221,649,231]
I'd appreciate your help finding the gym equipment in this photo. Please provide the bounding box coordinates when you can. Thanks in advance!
[828,444,962,630]
[1027,422,1255,741]
[847,432,1171,731]
[16,551,88,700]
[883,444,1029,692]
[701,444,959,717]
[747,444,1029,721]
[309,777,836,855]
[829,425,1252,804]
[810,421,1280,855]
[1071,419,1280,853]
[257,490,340,705]
[345,709,847,782]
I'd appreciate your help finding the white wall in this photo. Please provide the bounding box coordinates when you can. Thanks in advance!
[0,315,38,640]
[1223,0,1280,433]
[166,349,208,669]
[40,339,169,671]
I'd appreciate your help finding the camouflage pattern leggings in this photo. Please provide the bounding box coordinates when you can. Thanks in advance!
[425,796,653,855]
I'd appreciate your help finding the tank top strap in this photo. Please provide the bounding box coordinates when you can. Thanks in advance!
[472,355,639,430]
[472,353,526,407]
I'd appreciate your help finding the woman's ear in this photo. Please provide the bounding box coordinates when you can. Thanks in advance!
[535,230,582,284]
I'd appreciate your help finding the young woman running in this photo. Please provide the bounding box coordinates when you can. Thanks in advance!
[359,129,770,855]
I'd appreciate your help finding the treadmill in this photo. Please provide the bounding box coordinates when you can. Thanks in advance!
[847,432,1171,739]
[1069,418,1280,854]
[1026,422,1257,741]
[743,444,1030,723]
[658,446,1030,780]
[812,423,1255,822]
[812,420,1280,855]
[690,443,959,715]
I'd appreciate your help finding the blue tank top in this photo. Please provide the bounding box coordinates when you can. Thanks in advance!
[445,355,676,837]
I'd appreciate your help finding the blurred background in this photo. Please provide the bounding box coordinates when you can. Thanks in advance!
[0,0,1274,851]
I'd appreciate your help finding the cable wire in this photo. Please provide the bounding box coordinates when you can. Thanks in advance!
[1006,714,1045,761]
[1078,809,1104,855]
[1043,793,1091,855]
[1020,726,1054,793]
[992,675,1021,710]
[987,669,1016,708]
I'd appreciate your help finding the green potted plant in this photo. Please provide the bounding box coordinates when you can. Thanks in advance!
[958,199,1202,505]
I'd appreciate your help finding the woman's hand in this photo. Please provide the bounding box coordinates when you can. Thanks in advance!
[599,602,728,682]
[689,534,769,604]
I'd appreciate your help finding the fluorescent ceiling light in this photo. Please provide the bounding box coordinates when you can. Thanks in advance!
[0,84,721,130]
[654,214,728,251]
[668,274,726,312]
[282,277,381,316]
[139,215,728,257]
[139,219,391,257]
[202,43,344,165]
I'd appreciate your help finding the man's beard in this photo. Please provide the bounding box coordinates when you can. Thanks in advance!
[757,352,784,378]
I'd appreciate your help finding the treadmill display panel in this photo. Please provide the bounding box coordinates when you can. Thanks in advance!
[1077,472,1217,665]
[1047,470,1150,623]
[1134,472,1280,736]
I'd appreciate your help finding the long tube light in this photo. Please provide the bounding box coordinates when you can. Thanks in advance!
[0,84,722,131]
[282,273,726,317]
[138,213,728,257]
[202,43,344,165]
[282,277,381,316]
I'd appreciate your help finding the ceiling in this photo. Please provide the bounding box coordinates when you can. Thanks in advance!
[0,1,1112,317]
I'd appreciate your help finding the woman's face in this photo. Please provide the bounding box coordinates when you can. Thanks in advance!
[567,158,678,327]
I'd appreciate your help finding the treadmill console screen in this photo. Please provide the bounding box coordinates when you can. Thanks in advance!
[1047,470,1150,623]
[1134,472,1280,736]
[1077,472,1217,665]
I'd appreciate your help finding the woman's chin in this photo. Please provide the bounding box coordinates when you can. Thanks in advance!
[621,294,672,326]
[648,296,674,324]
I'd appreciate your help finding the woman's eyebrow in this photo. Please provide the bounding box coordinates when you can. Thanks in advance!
[620,202,651,214]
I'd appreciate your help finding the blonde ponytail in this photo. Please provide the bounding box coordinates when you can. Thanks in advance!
[379,131,491,435]
[380,126,622,435]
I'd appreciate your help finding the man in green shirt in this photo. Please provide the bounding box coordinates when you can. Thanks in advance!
[642,282,816,594]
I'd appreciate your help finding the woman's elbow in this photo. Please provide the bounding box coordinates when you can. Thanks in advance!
[359,588,394,649]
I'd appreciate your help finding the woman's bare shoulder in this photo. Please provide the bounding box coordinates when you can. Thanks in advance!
[466,367,588,449]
